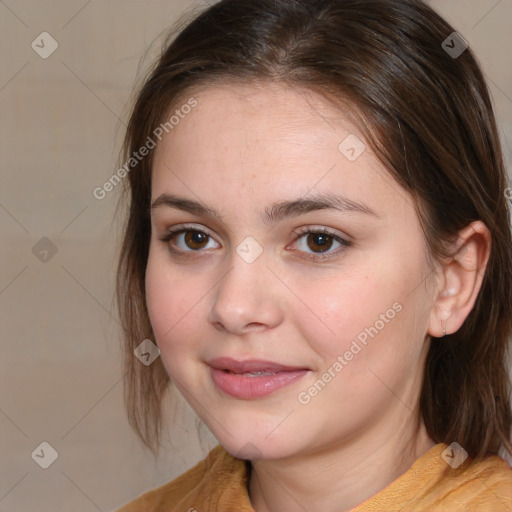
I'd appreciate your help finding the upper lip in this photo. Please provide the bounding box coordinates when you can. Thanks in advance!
[208,357,308,373]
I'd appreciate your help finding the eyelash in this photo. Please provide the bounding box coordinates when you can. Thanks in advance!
[157,224,352,262]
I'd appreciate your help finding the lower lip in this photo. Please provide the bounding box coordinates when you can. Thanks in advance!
[210,368,308,399]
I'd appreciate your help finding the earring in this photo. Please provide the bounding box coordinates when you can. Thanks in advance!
[440,319,446,337]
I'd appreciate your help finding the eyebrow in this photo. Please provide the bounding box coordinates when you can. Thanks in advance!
[150,192,380,225]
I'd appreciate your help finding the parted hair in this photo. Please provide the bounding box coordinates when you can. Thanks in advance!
[116,0,512,459]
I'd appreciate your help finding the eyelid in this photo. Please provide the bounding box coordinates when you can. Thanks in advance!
[291,225,351,242]
[163,223,213,237]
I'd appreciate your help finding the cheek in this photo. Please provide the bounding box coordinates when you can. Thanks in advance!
[145,250,204,361]
[292,253,427,382]
[290,266,401,359]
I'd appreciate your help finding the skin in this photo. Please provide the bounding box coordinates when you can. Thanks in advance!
[146,82,491,512]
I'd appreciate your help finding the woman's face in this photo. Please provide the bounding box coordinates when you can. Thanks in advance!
[146,82,436,460]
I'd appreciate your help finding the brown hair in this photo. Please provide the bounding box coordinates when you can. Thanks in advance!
[116,0,512,459]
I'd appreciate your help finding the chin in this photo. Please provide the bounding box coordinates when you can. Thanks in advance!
[210,427,302,461]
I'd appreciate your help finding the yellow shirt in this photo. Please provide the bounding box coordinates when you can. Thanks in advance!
[116,443,512,511]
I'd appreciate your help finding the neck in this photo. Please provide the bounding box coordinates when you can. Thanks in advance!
[248,418,436,512]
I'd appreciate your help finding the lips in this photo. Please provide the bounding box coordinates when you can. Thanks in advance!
[208,357,309,399]
[208,357,307,373]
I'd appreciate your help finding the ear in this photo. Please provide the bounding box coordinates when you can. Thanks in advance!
[428,221,491,338]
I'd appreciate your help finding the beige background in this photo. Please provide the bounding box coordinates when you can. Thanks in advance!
[1,1,511,510]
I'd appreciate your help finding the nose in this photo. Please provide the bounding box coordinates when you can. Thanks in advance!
[207,248,284,336]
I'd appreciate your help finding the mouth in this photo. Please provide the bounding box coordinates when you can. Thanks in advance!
[207,357,310,399]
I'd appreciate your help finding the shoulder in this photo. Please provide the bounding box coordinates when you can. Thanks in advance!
[414,448,512,512]
[445,452,512,511]
[353,444,512,512]
[114,445,250,512]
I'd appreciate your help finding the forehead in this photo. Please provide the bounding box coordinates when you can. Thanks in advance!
[153,82,366,174]
[172,81,358,144]
[150,82,407,223]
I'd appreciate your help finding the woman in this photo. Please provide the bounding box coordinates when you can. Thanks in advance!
[115,0,512,510]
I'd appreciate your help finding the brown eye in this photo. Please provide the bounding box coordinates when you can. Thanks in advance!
[158,227,219,252]
[305,232,334,253]
[183,230,210,250]
[291,227,352,261]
